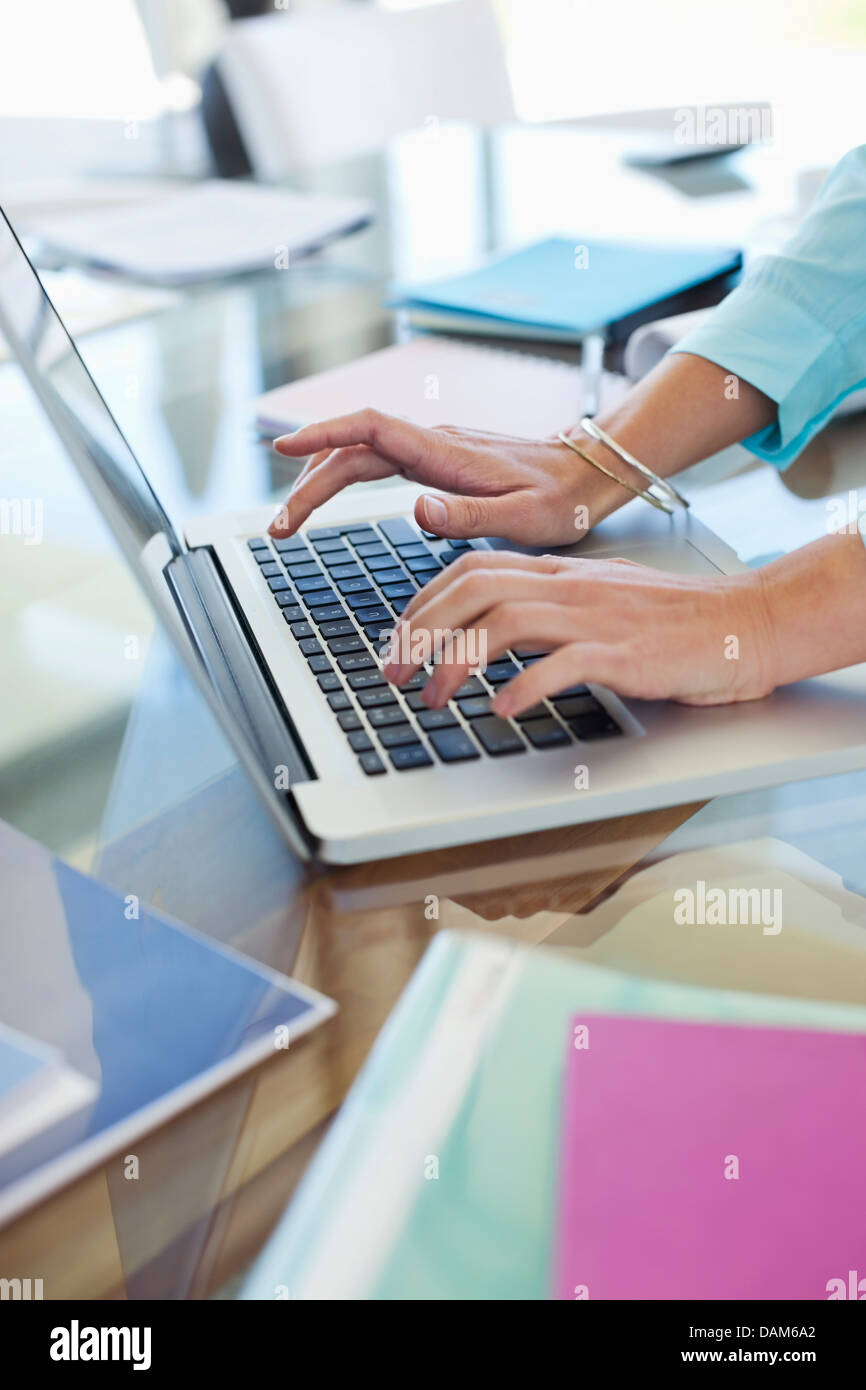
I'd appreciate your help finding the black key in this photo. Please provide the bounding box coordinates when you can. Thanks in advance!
[299,638,323,657]
[368,705,409,728]
[454,677,486,698]
[317,672,342,692]
[337,652,375,672]
[328,635,365,655]
[274,588,299,607]
[247,537,268,551]
[354,604,391,624]
[364,622,393,642]
[512,644,553,659]
[347,669,386,690]
[438,548,466,566]
[337,577,376,596]
[296,575,333,594]
[354,542,389,559]
[381,581,416,599]
[417,707,458,730]
[329,563,363,581]
[484,659,519,684]
[370,566,408,586]
[402,672,429,691]
[419,529,438,540]
[308,654,333,674]
[358,687,399,709]
[413,570,441,587]
[378,517,420,547]
[359,750,386,775]
[272,536,309,555]
[341,525,378,543]
[279,603,305,622]
[429,727,480,762]
[347,729,374,753]
[313,537,348,553]
[366,554,406,573]
[405,690,436,712]
[337,709,363,731]
[377,723,423,748]
[267,576,291,592]
[289,620,314,639]
[569,711,622,740]
[345,589,381,610]
[457,695,493,719]
[524,718,570,749]
[389,743,433,770]
[405,554,439,573]
[553,694,600,719]
[308,602,347,623]
[394,542,432,558]
[299,588,338,610]
[285,560,323,581]
[319,619,356,639]
[327,691,352,711]
[307,526,342,540]
[515,703,550,723]
[259,561,281,578]
[321,550,354,569]
[390,596,412,615]
[551,682,591,698]
[449,539,472,551]
[472,716,526,756]
[253,549,274,565]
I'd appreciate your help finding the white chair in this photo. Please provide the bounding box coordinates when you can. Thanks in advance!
[215,0,515,178]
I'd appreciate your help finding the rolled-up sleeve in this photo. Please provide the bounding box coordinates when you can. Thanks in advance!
[669,144,866,468]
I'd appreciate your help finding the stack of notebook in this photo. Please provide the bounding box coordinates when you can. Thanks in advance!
[241,920,866,1300]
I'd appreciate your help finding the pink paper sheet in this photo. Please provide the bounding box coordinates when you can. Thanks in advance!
[555,1015,866,1300]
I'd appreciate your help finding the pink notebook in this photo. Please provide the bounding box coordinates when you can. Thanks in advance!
[555,1015,866,1300]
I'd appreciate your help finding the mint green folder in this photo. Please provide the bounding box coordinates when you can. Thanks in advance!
[241,932,866,1301]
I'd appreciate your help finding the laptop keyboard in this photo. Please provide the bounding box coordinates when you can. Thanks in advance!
[247,518,622,775]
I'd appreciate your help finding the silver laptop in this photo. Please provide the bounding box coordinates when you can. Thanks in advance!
[5,206,866,864]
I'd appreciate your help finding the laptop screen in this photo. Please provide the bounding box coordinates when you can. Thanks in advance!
[0,208,182,569]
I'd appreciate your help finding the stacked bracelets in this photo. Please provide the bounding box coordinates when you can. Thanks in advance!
[558,417,689,516]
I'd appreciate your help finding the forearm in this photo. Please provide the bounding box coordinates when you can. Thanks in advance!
[569,350,777,488]
[759,530,866,687]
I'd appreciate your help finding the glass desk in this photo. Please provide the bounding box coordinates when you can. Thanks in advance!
[1,125,865,1298]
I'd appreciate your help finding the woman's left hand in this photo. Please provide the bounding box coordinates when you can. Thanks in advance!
[381,550,779,714]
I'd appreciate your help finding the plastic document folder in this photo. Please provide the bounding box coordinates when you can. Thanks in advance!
[556,1015,866,1300]
[241,930,866,1300]
[389,237,742,341]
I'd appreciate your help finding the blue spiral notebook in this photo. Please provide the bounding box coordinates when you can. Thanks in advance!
[388,237,741,342]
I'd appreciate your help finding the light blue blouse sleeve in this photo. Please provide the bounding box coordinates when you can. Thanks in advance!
[669,144,866,469]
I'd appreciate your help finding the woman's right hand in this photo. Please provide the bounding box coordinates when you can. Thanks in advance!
[269,410,624,547]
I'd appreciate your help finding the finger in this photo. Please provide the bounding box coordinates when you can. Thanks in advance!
[492,643,624,717]
[413,488,532,541]
[292,447,337,489]
[399,549,565,625]
[273,409,443,472]
[420,602,582,707]
[270,446,392,535]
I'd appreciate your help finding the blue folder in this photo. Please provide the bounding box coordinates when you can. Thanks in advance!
[389,236,741,338]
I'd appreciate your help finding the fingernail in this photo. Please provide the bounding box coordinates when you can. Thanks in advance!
[274,430,301,444]
[423,495,448,530]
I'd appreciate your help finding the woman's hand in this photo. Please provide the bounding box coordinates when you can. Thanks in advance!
[381,550,779,713]
[269,411,625,546]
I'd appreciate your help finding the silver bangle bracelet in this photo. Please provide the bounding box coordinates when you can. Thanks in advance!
[578,416,690,511]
